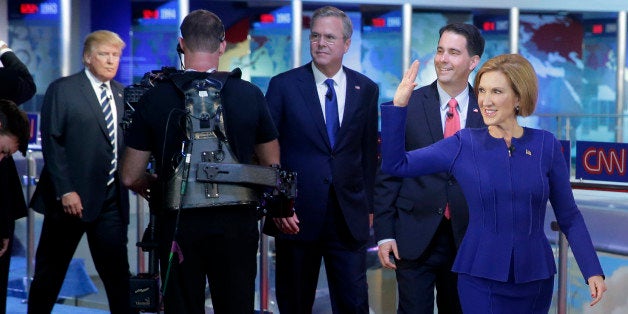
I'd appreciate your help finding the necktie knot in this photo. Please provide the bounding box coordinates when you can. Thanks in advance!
[447,98,458,113]
[325,79,335,101]
[444,98,460,138]
[100,84,109,102]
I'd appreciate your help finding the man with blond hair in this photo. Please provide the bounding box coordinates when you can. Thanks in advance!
[28,30,132,314]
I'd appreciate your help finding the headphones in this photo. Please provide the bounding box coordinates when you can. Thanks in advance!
[175,42,185,70]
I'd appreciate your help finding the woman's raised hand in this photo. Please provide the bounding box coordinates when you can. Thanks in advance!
[393,60,420,107]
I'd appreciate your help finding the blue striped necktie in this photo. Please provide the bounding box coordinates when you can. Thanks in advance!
[100,83,116,186]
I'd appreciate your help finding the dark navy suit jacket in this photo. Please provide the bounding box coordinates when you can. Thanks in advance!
[30,71,129,223]
[374,81,485,259]
[265,63,379,243]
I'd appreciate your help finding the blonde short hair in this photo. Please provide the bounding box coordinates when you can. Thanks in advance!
[82,30,125,64]
[473,54,538,117]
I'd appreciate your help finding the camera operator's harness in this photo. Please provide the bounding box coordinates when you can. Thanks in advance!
[125,69,296,310]
[164,70,297,214]
[151,70,296,300]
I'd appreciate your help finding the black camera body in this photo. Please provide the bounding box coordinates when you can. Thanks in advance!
[121,67,181,131]
[258,168,297,218]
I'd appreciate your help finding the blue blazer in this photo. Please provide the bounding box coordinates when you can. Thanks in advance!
[374,81,485,260]
[266,63,379,243]
[380,105,604,283]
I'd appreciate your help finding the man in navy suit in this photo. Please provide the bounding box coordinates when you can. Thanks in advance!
[265,6,379,313]
[28,30,132,314]
[373,23,485,314]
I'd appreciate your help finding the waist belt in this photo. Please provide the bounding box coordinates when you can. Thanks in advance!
[197,162,280,187]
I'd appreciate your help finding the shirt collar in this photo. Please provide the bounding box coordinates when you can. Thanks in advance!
[185,68,216,73]
[437,82,469,111]
[311,63,345,86]
[84,68,109,88]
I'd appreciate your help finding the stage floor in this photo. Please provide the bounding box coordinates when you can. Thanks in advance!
[6,188,628,313]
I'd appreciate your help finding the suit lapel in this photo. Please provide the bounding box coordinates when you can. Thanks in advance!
[112,82,125,147]
[424,81,485,140]
[78,72,112,147]
[296,64,332,149]
[424,81,444,142]
[336,67,360,149]
[112,83,124,123]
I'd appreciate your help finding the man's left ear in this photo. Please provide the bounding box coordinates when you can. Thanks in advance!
[469,55,480,71]
[219,40,226,56]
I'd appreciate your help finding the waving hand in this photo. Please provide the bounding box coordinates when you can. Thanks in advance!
[393,60,420,108]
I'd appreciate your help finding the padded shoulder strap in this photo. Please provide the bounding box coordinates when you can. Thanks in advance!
[169,68,241,93]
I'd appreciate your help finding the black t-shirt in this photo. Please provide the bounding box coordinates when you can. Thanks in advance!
[125,71,278,180]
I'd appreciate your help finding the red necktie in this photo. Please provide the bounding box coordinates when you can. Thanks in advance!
[443,98,460,219]
[444,98,460,138]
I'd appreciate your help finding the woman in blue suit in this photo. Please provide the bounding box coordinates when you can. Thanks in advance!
[380,54,607,313]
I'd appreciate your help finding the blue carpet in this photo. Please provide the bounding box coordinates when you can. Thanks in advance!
[8,257,98,299]
[7,256,101,313]
[6,296,108,314]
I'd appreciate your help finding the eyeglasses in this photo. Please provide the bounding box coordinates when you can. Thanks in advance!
[309,33,340,46]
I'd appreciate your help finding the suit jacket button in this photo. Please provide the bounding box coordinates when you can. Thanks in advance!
[436,208,444,215]
[324,178,330,184]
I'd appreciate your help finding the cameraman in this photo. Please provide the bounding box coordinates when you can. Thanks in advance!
[120,10,280,314]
